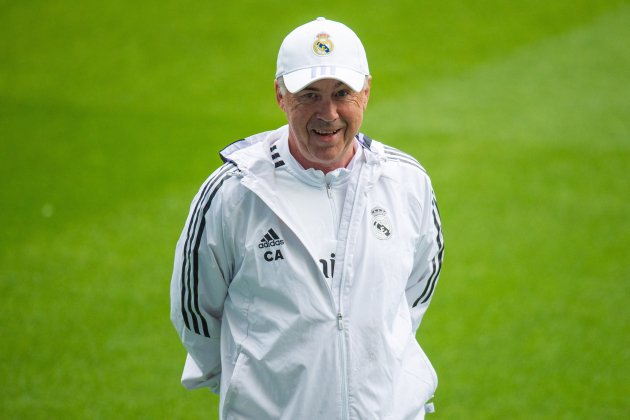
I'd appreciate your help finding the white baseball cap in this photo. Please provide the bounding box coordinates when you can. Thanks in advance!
[276,17,370,93]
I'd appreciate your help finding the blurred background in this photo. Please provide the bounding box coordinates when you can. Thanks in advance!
[1,0,628,418]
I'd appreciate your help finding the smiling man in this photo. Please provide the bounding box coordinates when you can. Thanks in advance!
[276,77,370,172]
[171,17,444,419]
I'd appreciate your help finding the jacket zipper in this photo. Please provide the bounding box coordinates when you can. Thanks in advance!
[326,182,337,230]
[328,181,349,420]
[338,312,349,419]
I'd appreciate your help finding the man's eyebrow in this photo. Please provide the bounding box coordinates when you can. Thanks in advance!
[333,81,352,90]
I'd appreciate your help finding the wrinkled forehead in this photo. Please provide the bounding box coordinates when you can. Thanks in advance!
[299,79,349,91]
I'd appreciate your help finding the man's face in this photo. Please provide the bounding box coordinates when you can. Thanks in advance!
[276,77,371,173]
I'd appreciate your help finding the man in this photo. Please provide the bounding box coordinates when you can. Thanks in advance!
[171,17,444,419]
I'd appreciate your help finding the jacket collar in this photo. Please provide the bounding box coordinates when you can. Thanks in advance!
[220,125,385,172]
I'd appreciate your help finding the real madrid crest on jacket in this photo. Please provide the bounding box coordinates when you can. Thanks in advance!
[171,125,444,420]
[371,206,393,240]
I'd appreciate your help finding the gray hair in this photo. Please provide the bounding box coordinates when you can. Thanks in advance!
[276,75,369,96]
[276,76,288,96]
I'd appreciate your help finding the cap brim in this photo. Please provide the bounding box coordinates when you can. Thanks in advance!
[282,67,366,93]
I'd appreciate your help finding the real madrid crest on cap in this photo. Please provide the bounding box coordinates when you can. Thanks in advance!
[313,32,334,56]
[371,207,393,240]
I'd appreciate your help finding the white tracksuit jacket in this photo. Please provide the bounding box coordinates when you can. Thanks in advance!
[171,125,444,420]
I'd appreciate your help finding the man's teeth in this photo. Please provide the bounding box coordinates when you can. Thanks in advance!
[314,128,340,135]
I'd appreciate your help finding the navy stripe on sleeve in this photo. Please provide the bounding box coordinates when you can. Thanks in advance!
[413,193,445,307]
[180,163,235,336]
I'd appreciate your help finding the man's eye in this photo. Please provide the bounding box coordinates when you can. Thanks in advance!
[336,90,350,97]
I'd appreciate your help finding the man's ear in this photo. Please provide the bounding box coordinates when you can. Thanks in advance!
[362,76,372,110]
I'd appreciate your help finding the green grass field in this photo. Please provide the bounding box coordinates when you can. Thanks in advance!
[1,0,629,418]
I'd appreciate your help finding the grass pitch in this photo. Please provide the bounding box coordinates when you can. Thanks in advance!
[1,1,629,418]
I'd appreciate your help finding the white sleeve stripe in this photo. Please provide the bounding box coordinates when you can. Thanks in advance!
[383,146,428,174]
[180,163,234,336]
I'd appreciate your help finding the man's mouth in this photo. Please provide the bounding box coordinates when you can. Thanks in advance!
[312,128,342,136]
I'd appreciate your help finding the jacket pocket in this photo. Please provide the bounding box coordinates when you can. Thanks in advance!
[402,340,438,403]
[221,352,248,420]
[417,345,438,395]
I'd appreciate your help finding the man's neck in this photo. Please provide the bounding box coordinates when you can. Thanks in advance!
[287,140,357,174]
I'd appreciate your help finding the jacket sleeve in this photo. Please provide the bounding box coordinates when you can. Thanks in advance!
[405,174,445,333]
[170,166,234,393]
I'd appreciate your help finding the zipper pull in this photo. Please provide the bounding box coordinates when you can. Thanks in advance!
[337,313,344,330]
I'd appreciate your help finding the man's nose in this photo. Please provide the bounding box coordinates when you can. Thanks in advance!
[317,98,338,122]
